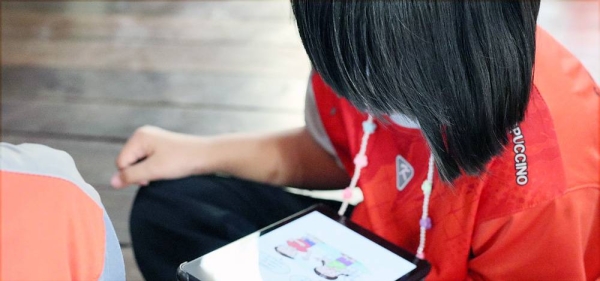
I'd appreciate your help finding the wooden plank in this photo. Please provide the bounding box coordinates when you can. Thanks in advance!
[2,66,307,112]
[98,187,137,246]
[1,1,295,21]
[1,9,303,47]
[4,2,595,80]
[2,99,305,140]
[1,38,311,76]
[1,2,311,76]
[122,247,144,281]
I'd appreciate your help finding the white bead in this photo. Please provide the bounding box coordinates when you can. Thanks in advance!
[421,180,432,195]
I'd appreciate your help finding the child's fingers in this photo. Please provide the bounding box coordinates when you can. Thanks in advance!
[112,157,159,189]
[116,127,154,170]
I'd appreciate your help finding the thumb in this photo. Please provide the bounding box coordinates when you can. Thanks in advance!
[111,157,161,189]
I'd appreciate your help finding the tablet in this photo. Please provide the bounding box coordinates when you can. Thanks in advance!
[177,204,430,281]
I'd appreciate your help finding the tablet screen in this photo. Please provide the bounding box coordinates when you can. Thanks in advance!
[259,211,416,280]
[190,210,417,281]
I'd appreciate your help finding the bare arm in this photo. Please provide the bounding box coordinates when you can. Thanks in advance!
[112,126,350,190]
[210,127,350,189]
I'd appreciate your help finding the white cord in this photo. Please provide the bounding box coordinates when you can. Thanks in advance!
[416,154,434,259]
[337,115,435,260]
[338,115,374,216]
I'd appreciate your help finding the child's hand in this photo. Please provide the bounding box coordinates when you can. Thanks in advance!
[111,126,214,189]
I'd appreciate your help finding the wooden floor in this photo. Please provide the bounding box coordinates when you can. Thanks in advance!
[1,1,598,280]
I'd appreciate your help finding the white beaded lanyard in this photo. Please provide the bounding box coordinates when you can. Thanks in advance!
[337,115,435,260]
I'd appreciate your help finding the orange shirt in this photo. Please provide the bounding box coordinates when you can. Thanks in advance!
[0,143,125,280]
[311,28,599,280]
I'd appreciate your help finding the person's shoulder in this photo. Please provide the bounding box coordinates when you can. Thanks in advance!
[474,26,600,221]
[0,142,102,207]
[533,27,600,189]
[473,88,568,223]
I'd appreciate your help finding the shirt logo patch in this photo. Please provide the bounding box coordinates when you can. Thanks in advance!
[396,155,414,191]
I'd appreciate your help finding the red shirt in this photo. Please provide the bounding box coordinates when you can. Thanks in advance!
[311,28,599,280]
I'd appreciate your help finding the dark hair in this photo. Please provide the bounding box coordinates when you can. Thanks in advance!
[292,0,540,182]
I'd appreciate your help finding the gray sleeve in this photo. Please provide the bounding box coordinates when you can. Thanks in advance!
[0,142,103,207]
[304,77,344,168]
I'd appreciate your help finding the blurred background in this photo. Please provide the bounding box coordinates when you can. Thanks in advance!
[1,1,598,279]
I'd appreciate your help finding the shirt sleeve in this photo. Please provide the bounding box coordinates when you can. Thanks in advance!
[467,185,600,280]
[0,143,126,281]
[305,76,344,168]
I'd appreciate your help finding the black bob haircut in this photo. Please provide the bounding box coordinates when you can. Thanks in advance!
[292,0,541,183]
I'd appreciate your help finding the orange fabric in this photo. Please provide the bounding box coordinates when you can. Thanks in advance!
[533,28,600,189]
[469,186,600,280]
[312,27,600,280]
[0,172,106,280]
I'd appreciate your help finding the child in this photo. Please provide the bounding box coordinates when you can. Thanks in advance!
[112,1,599,280]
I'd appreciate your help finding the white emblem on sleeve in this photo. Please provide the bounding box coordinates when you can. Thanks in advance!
[396,155,414,191]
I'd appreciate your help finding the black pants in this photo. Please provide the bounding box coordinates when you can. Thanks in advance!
[130,175,350,281]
